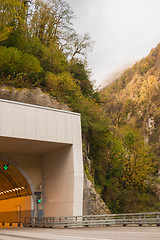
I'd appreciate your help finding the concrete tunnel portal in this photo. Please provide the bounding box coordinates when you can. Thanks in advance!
[0,99,84,223]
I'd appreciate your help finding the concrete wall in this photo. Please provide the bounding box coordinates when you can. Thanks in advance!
[0,99,83,217]
[0,99,80,145]
[43,145,83,217]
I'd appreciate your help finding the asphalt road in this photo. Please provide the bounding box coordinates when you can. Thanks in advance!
[0,227,160,240]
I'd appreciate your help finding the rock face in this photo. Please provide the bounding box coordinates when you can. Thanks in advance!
[83,173,110,215]
[0,87,70,111]
[0,86,109,215]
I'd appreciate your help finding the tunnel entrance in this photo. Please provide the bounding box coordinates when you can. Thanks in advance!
[0,160,32,223]
[0,99,84,218]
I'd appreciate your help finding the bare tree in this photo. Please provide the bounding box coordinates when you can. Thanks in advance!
[29,0,94,60]
[69,33,94,60]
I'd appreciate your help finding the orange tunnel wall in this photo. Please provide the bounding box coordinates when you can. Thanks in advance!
[0,196,31,223]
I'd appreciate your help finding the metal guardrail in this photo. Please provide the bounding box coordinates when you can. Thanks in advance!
[23,212,160,228]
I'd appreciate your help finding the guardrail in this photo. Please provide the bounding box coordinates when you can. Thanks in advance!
[23,212,160,228]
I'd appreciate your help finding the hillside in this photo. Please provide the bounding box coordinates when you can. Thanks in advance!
[102,43,160,212]
[1,0,160,214]
[103,43,160,155]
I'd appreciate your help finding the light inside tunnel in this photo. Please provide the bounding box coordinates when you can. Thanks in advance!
[0,186,25,196]
[0,160,32,222]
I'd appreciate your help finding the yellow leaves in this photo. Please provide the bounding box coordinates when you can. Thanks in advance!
[45,71,82,102]
[0,26,13,41]
[121,152,153,189]
[116,126,155,190]
[0,0,27,35]
[139,75,159,102]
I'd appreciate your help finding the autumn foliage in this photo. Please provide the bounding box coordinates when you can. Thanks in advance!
[0,0,160,213]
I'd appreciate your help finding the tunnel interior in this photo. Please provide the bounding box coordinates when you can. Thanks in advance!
[0,160,32,223]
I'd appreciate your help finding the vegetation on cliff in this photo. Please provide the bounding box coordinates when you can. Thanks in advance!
[0,0,159,213]
[102,43,160,212]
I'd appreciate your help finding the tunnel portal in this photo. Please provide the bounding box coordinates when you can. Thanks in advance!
[0,160,32,223]
[0,99,83,223]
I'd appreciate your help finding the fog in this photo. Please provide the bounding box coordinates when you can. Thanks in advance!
[66,0,160,88]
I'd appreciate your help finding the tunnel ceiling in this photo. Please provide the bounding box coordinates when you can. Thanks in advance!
[0,160,32,200]
[0,136,68,156]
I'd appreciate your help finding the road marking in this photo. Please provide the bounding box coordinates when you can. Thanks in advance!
[47,236,113,240]
[0,235,21,240]
[0,231,113,240]
[0,233,41,240]
[102,231,160,235]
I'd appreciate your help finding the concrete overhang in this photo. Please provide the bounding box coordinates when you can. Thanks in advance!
[0,98,82,147]
[0,136,68,156]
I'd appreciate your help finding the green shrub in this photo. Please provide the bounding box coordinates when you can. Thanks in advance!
[0,46,41,76]
[45,72,82,103]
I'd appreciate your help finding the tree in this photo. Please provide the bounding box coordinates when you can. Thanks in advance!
[29,0,74,46]
[29,0,93,60]
[0,0,32,49]
[69,60,93,96]
[68,32,94,60]
[121,129,154,189]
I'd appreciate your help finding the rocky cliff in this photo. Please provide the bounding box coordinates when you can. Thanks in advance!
[0,87,70,111]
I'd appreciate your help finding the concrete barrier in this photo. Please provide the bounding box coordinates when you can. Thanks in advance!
[0,222,22,228]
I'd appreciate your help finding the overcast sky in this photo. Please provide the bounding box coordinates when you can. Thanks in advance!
[66,0,160,88]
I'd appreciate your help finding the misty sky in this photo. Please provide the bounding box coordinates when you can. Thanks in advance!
[66,0,160,88]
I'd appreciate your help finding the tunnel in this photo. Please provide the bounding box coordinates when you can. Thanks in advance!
[0,99,83,223]
[0,136,70,222]
[0,159,32,223]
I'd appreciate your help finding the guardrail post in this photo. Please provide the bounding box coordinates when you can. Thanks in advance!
[64,217,68,228]
[105,216,109,226]
[123,215,126,226]
[157,214,160,226]
[50,217,53,228]
[139,214,142,226]
[84,217,89,227]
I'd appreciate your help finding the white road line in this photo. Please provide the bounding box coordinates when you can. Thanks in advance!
[46,236,113,240]
[101,231,160,235]
[0,231,113,240]
[0,236,18,240]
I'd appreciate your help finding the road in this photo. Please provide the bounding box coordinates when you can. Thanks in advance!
[0,227,160,240]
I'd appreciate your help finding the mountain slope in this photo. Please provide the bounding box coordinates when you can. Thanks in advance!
[103,43,160,149]
[101,43,160,213]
